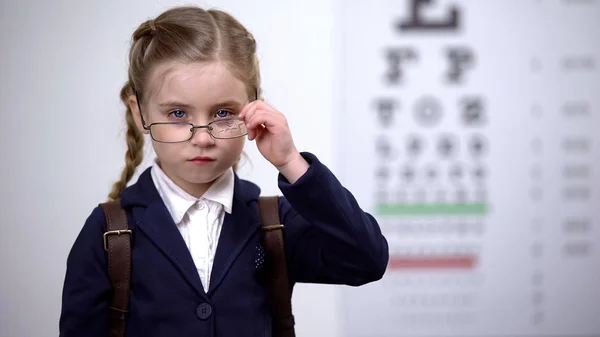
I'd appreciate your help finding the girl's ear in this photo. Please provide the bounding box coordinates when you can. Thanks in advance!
[129,95,149,134]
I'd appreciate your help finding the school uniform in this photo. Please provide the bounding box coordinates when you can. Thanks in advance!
[59,152,389,337]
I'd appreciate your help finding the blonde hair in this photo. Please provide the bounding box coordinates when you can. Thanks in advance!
[108,6,261,201]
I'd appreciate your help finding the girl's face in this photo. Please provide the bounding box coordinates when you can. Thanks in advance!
[131,61,248,197]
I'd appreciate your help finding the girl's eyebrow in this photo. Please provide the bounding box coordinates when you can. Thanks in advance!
[208,100,245,109]
[157,100,244,110]
[158,101,195,109]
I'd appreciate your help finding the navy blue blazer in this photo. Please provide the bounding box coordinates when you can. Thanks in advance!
[60,152,389,337]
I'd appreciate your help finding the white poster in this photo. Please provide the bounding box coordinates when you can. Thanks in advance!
[336,1,600,336]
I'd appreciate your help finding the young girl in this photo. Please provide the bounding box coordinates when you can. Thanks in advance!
[60,5,388,337]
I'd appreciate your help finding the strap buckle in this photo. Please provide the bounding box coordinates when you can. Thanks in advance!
[262,224,284,231]
[103,230,132,251]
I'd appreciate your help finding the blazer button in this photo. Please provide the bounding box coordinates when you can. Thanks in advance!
[196,303,213,320]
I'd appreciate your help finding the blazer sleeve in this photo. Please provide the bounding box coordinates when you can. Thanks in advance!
[278,152,389,286]
[59,206,111,337]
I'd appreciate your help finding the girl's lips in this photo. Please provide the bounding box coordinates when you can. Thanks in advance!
[190,156,215,161]
[189,156,215,164]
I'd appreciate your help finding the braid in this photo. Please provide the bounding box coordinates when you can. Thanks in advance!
[108,82,145,201]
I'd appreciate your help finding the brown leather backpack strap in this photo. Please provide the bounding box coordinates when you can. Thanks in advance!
[258,196,295,337]
[99,199,132,337]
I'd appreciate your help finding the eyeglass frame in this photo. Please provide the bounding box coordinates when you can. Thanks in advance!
[134,89,258,143]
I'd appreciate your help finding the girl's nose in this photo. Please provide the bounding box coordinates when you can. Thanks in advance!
[189,127,215,147]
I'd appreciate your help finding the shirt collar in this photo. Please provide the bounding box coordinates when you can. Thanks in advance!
[150,159,235,224]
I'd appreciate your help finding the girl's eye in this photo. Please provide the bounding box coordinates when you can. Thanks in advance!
[169,110,187,119]
[215,109,232,119]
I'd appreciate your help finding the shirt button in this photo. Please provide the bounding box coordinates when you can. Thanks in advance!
[196,303,212,320]
[196,201,205,210]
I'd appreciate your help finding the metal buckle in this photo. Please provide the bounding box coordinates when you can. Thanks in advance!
[262,224,284,231]
[103,230,132,251]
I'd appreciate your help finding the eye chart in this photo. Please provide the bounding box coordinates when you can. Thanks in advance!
[335,1,600,336]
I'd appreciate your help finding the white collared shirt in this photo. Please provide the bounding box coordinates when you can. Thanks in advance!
[150,160,235,292]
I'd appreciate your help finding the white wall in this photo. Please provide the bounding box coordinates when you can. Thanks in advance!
[0,1,340,336]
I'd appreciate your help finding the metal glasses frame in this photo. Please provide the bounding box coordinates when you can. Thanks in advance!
[134,89,258,143]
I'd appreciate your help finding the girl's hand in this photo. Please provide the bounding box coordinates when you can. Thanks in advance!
[239,100,309,183]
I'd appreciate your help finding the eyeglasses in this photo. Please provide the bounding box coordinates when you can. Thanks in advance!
[144,119,248,143]
[135,90,257,143]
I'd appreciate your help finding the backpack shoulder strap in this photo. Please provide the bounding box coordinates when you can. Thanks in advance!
[258,196,295,337]
[99,199,132,337]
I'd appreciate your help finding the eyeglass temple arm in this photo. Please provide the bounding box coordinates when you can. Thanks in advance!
[134,90,150,130]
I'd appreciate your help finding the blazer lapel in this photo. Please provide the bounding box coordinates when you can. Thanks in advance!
[133,201,206,298]
[208,196,260,295]
[121,167,263,298]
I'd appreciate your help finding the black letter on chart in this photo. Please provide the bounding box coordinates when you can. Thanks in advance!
[385,48,418,85]
[398,0,461,32]
[446,47,474,84]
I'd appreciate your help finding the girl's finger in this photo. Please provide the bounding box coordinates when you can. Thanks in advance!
[250,124,267,141]
[247,110,285,131]
[239,100,260,119]
[245,110,267,140]
[246,111,272,130]
[241,100,281,122]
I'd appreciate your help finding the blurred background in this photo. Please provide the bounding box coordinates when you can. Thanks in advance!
[1,0,599,336]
